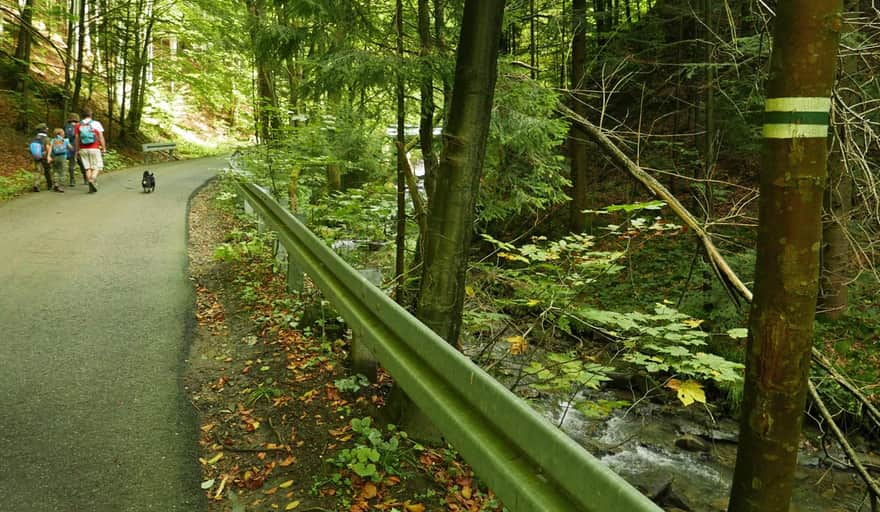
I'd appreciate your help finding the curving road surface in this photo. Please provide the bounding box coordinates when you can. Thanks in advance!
[0,158,222,511]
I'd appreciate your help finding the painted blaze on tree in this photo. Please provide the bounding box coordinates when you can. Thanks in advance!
[727,2,842,512]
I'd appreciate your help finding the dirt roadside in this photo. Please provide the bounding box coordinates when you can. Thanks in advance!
[185,181,501,512]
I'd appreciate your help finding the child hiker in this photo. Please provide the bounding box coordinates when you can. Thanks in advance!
[49,128,72,190]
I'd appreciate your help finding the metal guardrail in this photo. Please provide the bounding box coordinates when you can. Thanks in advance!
[142,142,177,164]
[237,181,663,512]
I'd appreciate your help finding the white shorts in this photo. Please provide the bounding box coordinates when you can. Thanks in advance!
[79,148,104,170]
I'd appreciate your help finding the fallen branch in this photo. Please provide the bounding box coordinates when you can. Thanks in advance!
[558,104,753,304]
[812,350,880,429]
[396,141,428,240]
[809,380,880,500]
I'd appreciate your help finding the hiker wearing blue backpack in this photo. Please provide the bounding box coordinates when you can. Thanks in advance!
[74,108,106,194]
[64,113,87,186]
[28,123,64,193]
[49,128,73,190]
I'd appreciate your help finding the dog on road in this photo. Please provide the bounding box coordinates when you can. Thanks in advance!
[141,171,156,193]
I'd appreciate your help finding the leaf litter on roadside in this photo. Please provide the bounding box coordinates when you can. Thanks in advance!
[187,183,504,511]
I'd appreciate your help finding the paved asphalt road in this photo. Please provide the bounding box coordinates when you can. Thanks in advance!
[0,158,223,511]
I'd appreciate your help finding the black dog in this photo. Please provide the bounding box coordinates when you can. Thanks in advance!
[141,171,156,193]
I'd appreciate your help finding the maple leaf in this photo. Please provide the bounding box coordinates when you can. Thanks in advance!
[665,379,706,406]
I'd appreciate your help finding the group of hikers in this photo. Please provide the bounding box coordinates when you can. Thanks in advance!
[29,108,106,194]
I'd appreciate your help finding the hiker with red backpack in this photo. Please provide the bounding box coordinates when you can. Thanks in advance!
[49,128,72,190]
[74,108,106,193]
[29,123,64,193]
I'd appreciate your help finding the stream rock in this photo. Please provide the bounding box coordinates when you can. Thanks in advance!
[634,473,673,501]
[674,434,709,452]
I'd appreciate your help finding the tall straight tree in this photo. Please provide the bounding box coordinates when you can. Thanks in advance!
[417,0,437,201]
[727,1,842,511]
[394,0,407,301]
[416,0,506,344]
[246,0,277,142]
[13,0,35,128]
[568,0,589,233]
[71,0,87,112]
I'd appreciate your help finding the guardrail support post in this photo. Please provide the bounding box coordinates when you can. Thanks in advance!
[348,267,382,382]
[286,253,304,293]
[350,325,378,382]
[243,199,254,215]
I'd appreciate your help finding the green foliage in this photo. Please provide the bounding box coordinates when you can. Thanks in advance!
[247,380,283,405]
[229,106,388,209]
[574,399,631,419]
[480,231,625,293]
[584,302,743,385]
[473,222,744,392]
[100,149,133,171]
[213,228,273,262]
[334,374,370,393]
[478,73,570,230]
[284,105,387,184]
[0,170,32,201]
[329,418,410,483]
[526,352,613,392]
[813,277,880,418]
[307,183,396,243]
[152,1,253,139]
[602,200,667,213]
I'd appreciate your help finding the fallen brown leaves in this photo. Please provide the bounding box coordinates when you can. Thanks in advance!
[187,185,504,511]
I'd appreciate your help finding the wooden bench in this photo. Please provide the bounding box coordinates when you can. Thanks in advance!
[142,142,177,164]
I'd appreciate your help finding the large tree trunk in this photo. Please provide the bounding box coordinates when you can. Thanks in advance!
[416,0,505,345]
[727,2,842,511]
[568,0,590,233]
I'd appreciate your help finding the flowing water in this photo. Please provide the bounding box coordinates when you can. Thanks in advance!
[534,394,872,511]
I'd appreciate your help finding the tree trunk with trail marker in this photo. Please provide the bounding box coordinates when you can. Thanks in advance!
[727,2,842,512]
